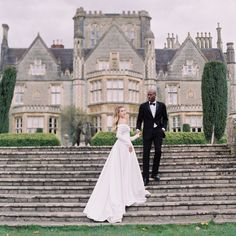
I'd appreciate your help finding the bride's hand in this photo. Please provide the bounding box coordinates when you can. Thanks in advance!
[129,146,133,153]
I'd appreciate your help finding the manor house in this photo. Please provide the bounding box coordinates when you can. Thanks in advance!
[1,7,236,142]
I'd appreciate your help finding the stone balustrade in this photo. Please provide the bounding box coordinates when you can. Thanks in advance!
[11,105,61,114]
[167,104,202,112]
[87,69,143,79]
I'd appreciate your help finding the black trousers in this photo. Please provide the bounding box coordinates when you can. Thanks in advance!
[142,128,163,180]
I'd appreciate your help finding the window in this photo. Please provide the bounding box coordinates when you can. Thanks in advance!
[167,85,178,105]
[107,115,113,131]
[90,80,102,103]
[15,117,23,133]
[172,116,181,132]
[128,80,139,103]
[90,24,99,47]
[182,60,199,77]
[15,85,24,105]
[98,60,109,70]
[120,60,131,70]
[92,116,101,131]
[107,79,124,102]
[51,85,61,105]
[29,59,46,76]
[129,116,136,131]
[185,116,202,132]
[49,117,58,134]
[27,117,44,133]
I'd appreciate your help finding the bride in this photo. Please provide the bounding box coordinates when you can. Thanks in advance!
[83,105,150,223]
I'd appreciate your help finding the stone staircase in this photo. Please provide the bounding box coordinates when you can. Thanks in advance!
[0,144,236,225]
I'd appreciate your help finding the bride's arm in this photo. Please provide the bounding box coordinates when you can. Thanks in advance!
[130,133,140,141]
[116,128,132,147]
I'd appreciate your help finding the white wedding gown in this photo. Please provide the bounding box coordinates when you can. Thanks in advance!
[83,124,149,223]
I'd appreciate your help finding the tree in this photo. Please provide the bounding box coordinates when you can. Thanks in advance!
[60,106,87,145]
[201,61,227,143]
[0,67,17,133]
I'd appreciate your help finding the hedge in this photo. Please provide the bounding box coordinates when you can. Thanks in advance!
[91,132,227,146]
[0,133,60,147]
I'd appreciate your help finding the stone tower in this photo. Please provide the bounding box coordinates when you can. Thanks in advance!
[73,7,86,109]
[144,29,157,92]
[0,24,9,71]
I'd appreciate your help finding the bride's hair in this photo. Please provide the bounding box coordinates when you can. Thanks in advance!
[112,105,124,131]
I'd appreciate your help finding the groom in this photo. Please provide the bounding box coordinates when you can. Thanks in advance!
[136,88,168,186]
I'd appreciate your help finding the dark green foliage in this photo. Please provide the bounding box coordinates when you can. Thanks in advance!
[91,132,117,146]
[91,132,227,146]
[182,124,190,132]
[60,106,87,144]
[201,61,227,142]
[0,66,17,133]
[36,128,43,133]
[0,133,60,146]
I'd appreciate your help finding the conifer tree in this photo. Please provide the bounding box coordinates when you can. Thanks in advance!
[201,61,227,143]
[0,67,17,133]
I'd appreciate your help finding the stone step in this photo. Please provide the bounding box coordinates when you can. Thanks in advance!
[0,183,235,195]
[1,199,236,212]
[0,175,235,186]
[1,192,236,204]
[0,144,230,153]
[0,155,234,165]
[1,168,235,179]
[0,161,235,171]
[0,209,235,225]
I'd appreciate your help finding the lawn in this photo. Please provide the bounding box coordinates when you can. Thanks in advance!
[0,222,236,236]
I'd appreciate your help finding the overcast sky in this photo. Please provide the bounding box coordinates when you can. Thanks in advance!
[0,0,235,51]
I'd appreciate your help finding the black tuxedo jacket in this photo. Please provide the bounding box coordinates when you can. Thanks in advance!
[136,101,168,139]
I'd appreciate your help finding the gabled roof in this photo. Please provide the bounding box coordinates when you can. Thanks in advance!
[6,48,26,65]
[50,48,73,72]
[201,48,225,62]
[169,34,208,65]
[154,35,225,73]
[85,23,144,62]
[155,49,177,73]
[16,33,59,65]
[6,48,74,72]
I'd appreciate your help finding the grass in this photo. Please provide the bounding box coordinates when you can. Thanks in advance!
[0,222,236,236]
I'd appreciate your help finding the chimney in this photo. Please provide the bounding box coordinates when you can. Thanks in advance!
[216,23,223,51]
[171,33,175,49]
[2,24,9,47]
[208,32,212,48]
[204,32,209,48]
[51,39,64,48]
[200,32,205,48]
[166,33,171,49]
[196,32,200,47]
[226,42,235,64]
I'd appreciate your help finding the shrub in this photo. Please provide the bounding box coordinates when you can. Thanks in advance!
[182,124,191,132]
[36,128,43,133]
[0,133,60,146]
[91,132,227,146]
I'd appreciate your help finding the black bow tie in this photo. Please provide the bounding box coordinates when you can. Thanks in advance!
[150,102,155,106]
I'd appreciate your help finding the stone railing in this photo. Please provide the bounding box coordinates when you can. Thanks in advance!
[227,115,236,155]
[167,104,202,113]
[11,105,61,114]
[86,69,143,79]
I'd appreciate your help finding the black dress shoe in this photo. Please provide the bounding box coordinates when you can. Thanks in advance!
[143,177,149,186]
[151,175,160,182]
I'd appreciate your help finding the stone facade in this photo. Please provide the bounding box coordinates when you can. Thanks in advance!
[0,7,235,142]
